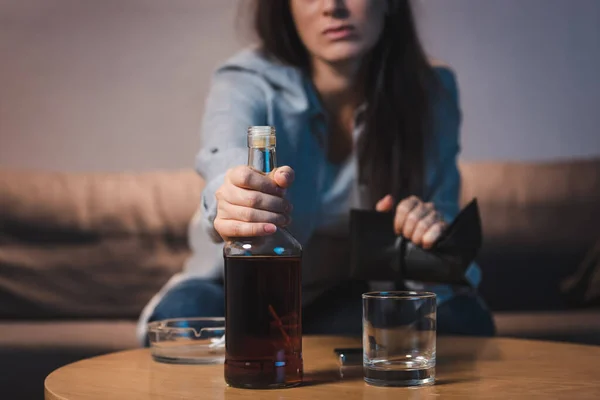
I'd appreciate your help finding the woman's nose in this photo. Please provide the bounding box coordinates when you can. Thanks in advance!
[322,0,349,18]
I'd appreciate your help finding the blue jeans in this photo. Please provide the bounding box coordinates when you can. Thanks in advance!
[148,279,495,338]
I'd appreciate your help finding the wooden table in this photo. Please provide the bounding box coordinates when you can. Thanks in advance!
[45,336,600,399]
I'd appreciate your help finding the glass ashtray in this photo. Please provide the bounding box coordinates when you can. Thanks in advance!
[147,317,225,364]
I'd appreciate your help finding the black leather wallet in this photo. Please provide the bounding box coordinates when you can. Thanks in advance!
[349,199,482,286]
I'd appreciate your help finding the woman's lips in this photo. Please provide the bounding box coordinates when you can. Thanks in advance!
[323,25,356,41]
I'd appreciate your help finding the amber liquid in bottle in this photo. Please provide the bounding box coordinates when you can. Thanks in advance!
[224,256,302,388]
[224,126,303,389]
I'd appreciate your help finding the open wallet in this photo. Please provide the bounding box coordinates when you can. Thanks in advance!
[349,199,482,286]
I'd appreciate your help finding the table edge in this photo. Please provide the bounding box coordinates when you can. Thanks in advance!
[43,335,600,399]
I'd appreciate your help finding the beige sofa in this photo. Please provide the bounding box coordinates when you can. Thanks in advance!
[1,158,599,399]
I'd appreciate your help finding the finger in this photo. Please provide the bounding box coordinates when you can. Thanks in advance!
[422,221,447,249]
[220,187,291,213]
[214,218,277,240]
[394,196,421,235]
[411,210,441,246]
[403,202,434,239]
[219,204,290,227]
[270,166,295,190]
[375,194,395,212]
[227,166,285,197]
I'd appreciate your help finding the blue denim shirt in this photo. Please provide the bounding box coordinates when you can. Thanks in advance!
[137,48,481,341]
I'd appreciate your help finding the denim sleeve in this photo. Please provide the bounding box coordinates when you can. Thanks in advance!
[426,67,462,223]
[424,67,481,289]
[195,69,267,242]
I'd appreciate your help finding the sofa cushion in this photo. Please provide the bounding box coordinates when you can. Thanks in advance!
[459,158,600,311]
[0,320,138,351]
[0,169,203,319]
[2,158,598,318]
[494,310,600,345]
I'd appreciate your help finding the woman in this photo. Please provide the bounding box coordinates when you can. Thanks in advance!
[138,0,495,342]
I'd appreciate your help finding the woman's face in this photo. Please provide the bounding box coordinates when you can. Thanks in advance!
[290,0,387,65]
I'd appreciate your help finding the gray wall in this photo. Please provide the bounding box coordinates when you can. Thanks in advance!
[1,0,599,171]
[0,0,244,171]
[418,0,600,161]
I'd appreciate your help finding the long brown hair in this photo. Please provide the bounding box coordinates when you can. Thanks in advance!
[253,0,438,204]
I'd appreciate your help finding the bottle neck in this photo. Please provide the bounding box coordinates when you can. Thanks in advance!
[248,146,277,174]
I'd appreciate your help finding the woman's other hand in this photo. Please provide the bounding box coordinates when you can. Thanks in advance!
[214,166,295,241]
[375,195,447,249]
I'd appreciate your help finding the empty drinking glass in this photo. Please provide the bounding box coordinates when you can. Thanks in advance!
[362,291,436,386]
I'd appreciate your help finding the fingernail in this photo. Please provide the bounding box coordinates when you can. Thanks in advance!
[279,170,293,183]
[423,229,440,244]
[264,224,277,233]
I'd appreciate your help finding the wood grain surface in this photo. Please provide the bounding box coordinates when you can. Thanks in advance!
[45,336,600,400]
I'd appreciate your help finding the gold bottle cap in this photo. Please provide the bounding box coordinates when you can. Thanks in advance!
[247,126,276,148]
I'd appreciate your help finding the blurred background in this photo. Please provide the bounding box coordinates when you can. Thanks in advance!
[1,1,599,399]
[2,0,599,170]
